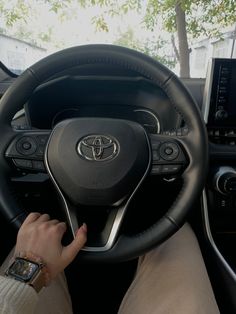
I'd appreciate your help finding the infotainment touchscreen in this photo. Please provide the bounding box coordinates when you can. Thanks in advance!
[205,58,236,127]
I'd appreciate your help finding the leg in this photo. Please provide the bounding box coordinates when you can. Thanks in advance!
[0,248,73,314]
[118,224,220,314]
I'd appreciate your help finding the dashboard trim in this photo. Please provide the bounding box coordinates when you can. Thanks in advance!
[202,58,214,123]
[202,190,236,280]
[134,108,161,134]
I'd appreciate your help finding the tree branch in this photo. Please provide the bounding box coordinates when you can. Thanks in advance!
[171,34,180,61]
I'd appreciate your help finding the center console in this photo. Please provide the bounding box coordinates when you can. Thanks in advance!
[204,58,236,145]
[202,58,236,311]
[203,58,236,215]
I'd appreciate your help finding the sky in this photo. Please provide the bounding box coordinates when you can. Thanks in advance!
[0,0,176,71]
[1,0,160,52]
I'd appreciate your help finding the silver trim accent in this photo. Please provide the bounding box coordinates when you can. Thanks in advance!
[44,127,151,252]
[44,132,78,238]
[134,109,161,134]
[202,59,214,123]
[83,206,126,252]
[202,190,236,279]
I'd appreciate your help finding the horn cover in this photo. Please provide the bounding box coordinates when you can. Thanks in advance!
[46,118,150,206]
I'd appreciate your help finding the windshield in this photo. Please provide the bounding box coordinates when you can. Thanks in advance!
[0,1,236,78]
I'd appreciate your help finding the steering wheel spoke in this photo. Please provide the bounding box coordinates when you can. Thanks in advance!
[50,164,146,252]
[63,199,128,252]
[5,130,51,173]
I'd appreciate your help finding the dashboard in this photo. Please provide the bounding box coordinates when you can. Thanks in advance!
[23,75,182,133]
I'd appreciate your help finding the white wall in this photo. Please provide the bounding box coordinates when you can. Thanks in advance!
[190,25,236,78]
[0,34,47,74]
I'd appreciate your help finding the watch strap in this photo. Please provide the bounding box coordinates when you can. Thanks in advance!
[29,269,46,293]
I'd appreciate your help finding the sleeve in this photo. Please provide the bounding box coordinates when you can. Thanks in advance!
[0,275,38,314]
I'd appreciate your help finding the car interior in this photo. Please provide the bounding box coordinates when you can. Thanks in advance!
[0,45,236,314]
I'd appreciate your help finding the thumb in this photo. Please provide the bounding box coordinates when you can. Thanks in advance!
[62,223,87,264]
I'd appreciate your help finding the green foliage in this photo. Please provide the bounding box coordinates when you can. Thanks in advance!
[1,0,236,40]
[142,40,176,68]
[114,27,176,69]
[44,0,71,13]
[0,27,5,34]
[0,0,30,26]
[144,0,236,39]
[38,27,53,43]
[91,15,109,32]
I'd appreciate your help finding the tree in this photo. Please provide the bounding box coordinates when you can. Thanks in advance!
[114,27,176,69]
[144,0,236,77]
[1,0,236,77]
[0,0,70,47]
[84,0,236,77]
[0,0,30,26]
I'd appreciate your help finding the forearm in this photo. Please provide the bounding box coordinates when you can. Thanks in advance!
[0,276,38,314]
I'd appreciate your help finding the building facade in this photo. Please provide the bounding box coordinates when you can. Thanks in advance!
[190,25,236,78]
[0,34,47,74]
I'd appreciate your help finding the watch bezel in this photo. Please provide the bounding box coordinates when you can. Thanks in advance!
[5,257,41,282]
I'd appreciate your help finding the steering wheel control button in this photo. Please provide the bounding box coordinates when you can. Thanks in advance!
[151,165,162,175]
[37,135,49,145]
[181,127,189,135]
[152,150,160,162]
[161,165,181,174]
[164,147,173,155]
[159,142,179,161]
[32,160,45,171]
[22,142,31,150]
[36,145,46,157]
[151,164,181,175]
[151,141,161,162]
[16,137,37,156]
[77,135,119,161]
[13,158,33,169]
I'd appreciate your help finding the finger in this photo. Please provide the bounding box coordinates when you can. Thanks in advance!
[36,213,50,223]
[46,219,60,225]
[62,223,87,263]
[21,212,41,227]
[55,222,67,235]
[55,222,67,241]
[57,221,67,230]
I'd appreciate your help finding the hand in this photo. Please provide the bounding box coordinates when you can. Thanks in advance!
[14,212,87,282]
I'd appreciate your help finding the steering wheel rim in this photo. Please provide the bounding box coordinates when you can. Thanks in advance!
[0,45,208,262]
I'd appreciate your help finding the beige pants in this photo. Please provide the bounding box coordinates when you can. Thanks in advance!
[118,224,220,314]
[0,224,220,314]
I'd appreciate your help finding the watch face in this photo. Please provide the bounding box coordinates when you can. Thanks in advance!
[7,258,40,282]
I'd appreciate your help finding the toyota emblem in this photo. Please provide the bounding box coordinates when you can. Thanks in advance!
[77,135,119,161]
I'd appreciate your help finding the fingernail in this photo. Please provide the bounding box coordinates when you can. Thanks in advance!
[81,223,87,233]
[76,223,87,236]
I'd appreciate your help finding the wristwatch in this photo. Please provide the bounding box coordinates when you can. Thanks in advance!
[5,257,47,293]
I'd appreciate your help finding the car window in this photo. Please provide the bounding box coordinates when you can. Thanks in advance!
[0,1,235,78]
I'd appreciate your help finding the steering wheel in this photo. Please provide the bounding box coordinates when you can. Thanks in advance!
[0,45,208,263]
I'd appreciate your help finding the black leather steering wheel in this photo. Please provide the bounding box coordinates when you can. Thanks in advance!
[0,45,208,263]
